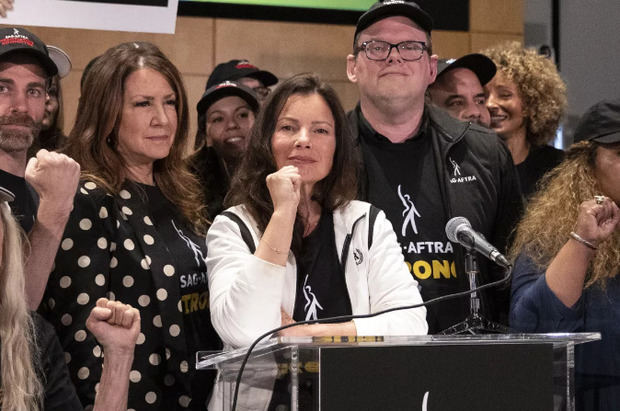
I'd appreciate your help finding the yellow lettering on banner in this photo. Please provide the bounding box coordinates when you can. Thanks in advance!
[433,260,453,279]
[181,294,192,314]
[305,361,319,373]
[413,261,432,279]
[190,293,199,312]
[407,260,458,280]
[199,292,209,310]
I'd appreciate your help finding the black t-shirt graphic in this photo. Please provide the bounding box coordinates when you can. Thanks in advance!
[358,113,468,333]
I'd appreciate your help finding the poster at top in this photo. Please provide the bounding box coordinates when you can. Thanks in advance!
[1,0,179,34]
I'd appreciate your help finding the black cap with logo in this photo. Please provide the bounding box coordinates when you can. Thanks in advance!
[435,54,497,86]
[0,27,71,77]
[206,59,278,90]
[197,81,260,116]
[355,0,433,38]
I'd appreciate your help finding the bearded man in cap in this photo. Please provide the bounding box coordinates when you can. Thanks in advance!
[0,27,80,309]
[346,1,523,333]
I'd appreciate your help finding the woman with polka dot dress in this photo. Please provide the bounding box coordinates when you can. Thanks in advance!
[39,42,220,410]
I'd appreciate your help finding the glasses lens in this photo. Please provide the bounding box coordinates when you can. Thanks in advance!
[398,42,425,61]
[364,41,390,60]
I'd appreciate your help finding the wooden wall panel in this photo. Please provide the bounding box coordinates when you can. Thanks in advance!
[470,0,524,35]
[214,19,354,82]
[431,30,470,59]
[470,33,523,53]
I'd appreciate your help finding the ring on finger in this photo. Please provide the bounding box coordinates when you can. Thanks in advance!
[595,195,606,205]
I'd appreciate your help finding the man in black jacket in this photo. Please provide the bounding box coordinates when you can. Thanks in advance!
[346,1,523,333]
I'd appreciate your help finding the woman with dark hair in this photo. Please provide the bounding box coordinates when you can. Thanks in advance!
[191,81,259,218]
[483,42,566,199]
[41,42,220,410]
[509,99,620,410]
[0,187,141,411]
[207,73,427,350]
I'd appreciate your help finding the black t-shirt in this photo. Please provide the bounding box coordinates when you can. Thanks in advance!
[516,144,564,200]
[292,212,352,322]
[0,168,37,232]
[141,184,221,408]
[0,314,83,411]
[357,111,468,334]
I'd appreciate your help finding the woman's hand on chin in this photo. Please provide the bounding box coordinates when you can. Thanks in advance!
[266,165,302,214]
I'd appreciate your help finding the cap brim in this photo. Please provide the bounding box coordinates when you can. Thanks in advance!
[592,131,620,144]
[246,70,278,87]
[437,53,497,86]
[0,186,15,202]
[47,45,72,78]
[197,83,259,115]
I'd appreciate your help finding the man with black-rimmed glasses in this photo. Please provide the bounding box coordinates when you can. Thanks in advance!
[346,0,523,334]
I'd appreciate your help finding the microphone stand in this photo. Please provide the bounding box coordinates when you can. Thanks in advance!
[440,250,510,335]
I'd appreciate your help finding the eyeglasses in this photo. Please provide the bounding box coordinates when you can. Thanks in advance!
[252,86,271,100]
[356,40,428,62]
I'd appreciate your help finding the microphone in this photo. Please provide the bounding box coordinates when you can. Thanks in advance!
[445,216,511,268]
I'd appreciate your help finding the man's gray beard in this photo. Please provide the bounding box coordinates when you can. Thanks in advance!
[0,128,36,153]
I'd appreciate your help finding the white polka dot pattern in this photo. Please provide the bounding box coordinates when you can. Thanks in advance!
[59,276,71,288]
[143,216,153,225]
[120,189,131,199]
[149,353,161,366]
[122,275,134,287]
[129,370,142,383]
[179,360,188,373]
[124,239,135,250]
[78,256,91,268]
[79,218,92,230]
[84,182,97,190]
[61,313,72,326]
[145,391,157,404]
[74,330,87,342]
[77,293,90,305]
[98,206,108,219]
[77,367,90,380]
[143,234,154,245]
[178,395,191,408]
[136,333,146,345]
[163,264,175,276]
[169,324,180,337]
[153,315,162,328]
[61,238,73,250]
[96,237,107,249]
[94,274,106,286]
[156,288,168,301]
[138,295,150,307]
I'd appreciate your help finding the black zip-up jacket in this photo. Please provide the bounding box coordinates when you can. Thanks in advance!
[349,104,524,330]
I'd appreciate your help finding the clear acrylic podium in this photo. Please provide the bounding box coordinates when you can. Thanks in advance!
[197,333,600,411]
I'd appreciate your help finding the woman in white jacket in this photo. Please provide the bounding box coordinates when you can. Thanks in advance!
[206,73,427,351]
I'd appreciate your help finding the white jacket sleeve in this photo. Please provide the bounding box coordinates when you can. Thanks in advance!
[352,210,428,336]
[206,213,285,348]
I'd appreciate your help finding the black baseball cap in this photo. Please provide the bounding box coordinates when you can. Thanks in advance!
[0,27,71,77]
[0,186,15,203]
[206,59,278,90]
[436,53,496,86]
[197,81,260,116]
[355,0,433,39]
[573,98,620,144]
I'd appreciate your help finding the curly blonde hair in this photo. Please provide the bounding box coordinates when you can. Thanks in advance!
[483,42,567,147]
[509,141,620,287]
